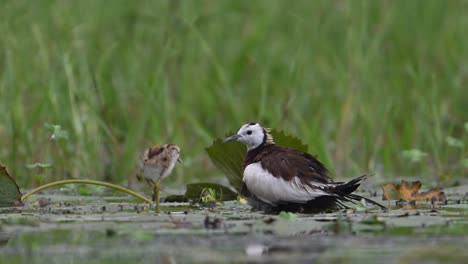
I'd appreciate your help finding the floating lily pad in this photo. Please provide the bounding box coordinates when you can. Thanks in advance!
[270,130,308,153]
[206,134,245,192]
[164,194,189,203]
[0,165,23,207]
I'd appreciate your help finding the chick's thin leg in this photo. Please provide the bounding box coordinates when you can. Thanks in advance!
[153,179,161,213]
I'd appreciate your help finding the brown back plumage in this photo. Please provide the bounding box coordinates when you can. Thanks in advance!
[146,145,165,160]
[244,143,332,185]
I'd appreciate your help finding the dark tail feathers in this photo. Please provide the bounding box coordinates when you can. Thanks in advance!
[333,175,387,210]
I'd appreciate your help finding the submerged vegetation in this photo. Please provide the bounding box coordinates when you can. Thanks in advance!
[0,0,467,187]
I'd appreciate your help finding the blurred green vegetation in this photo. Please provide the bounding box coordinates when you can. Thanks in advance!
[0,0,467,187]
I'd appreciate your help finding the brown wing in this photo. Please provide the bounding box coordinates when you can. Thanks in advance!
[245,144,332,184]
[147,145,165,160]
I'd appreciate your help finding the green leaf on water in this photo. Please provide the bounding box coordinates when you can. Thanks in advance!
[185,182,238,202]
[206,134,245,192]
[164,194,189,203]
[278,211,298,220]
[206,129,309,192]
[0,165,23,207]
[270,129,308,153]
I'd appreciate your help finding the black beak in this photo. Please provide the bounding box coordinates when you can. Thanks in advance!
[223,134,241,143]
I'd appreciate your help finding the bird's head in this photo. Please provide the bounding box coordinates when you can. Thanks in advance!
[164,144,182,163]
[223,122,274,150]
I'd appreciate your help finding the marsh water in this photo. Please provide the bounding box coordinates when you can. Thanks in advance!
[0,185,467,264]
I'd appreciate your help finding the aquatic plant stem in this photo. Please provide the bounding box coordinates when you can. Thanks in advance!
[20,179,153,204]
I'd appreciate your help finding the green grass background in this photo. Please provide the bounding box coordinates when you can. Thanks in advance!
[0,0,467,187]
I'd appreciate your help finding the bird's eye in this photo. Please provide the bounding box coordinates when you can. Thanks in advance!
[162,157,168,161]
[246,130,252,135]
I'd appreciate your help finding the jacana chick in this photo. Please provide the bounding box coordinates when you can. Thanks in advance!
[140,144,182,212]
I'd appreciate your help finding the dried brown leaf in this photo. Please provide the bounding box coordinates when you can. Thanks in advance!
[382,180,446,203]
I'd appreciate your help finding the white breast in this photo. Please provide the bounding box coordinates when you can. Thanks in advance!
[161,158,178,179]
[143,165,164,182]
[243,162,330,205]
